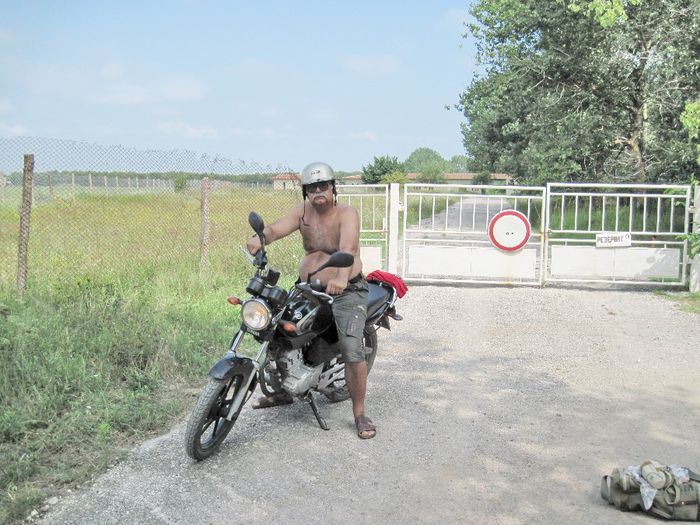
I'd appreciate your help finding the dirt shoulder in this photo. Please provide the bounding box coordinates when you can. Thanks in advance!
[37,286,700,525]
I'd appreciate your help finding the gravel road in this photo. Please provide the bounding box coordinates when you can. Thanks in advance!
[37,286,700,525]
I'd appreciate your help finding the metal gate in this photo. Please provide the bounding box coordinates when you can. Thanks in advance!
[398,183,546,285]
[337,184,390,273]
[544,183,692,287]
[340,181,693,288]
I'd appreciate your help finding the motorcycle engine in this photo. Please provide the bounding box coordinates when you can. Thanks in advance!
[277,349,323,395]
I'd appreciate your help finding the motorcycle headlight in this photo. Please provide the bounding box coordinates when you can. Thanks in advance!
[241,298,272,331]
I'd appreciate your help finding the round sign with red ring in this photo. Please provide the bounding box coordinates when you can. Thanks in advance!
[488,210,531,252]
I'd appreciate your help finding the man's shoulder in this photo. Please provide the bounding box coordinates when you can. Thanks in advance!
[287,201,306,216]
[336,203,358,216]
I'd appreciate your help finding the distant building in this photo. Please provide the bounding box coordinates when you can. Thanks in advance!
[0,171,6,188]
[407,172,513,184]
[272,173,300,190]
[341,172,513,185]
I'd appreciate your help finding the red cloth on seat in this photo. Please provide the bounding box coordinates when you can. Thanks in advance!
[366,270,408,298]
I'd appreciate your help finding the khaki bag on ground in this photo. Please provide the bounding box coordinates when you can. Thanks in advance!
[601,460,700,521]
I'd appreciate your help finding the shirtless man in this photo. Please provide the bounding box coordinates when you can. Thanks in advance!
[245,161,376,439]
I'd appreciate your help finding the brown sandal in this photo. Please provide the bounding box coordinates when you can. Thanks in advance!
[355,415,377,439]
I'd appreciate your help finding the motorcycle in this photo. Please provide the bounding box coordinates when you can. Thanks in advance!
[185,211,402,460]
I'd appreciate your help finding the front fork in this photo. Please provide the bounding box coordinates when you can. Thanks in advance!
[208,329,269,421]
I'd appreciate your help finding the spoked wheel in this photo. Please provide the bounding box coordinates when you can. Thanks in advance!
[323,326,378,402]
[185,375,247,460]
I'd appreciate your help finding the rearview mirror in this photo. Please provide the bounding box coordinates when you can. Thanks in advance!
[307,252,354,281]
[327,251,354,268]
[248,212,265,239]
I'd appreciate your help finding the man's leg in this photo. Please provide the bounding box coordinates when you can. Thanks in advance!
[331,281,375,438]
[345,360,368,419]
[346,360,376,439]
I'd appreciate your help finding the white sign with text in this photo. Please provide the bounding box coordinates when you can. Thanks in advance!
[596,232,632,248]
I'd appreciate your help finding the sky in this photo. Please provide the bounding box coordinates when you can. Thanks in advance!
[0,1,479,172]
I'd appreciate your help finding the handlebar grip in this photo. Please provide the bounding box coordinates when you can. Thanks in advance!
[296,283,334,304]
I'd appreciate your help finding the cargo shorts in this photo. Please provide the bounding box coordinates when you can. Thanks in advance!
[331,275,369,363]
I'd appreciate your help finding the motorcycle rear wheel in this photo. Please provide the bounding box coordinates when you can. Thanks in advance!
[323,326,378,402]
[185,375,245,461]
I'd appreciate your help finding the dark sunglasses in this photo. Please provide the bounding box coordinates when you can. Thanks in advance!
[305,181,331,193]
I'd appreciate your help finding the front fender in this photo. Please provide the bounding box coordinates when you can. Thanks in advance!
[209,355,256,383]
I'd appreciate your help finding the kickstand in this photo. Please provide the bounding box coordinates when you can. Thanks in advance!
[305,392,329,431]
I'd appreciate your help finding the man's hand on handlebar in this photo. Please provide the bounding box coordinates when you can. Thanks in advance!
[246,234,262,255]
[325,277,348,296]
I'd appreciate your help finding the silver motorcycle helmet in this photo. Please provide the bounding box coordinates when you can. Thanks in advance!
[300,161,337,202]
[301,161,335,185]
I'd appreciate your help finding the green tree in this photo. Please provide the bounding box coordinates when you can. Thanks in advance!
[458,0,700,184]
[417,160,448,183]
[381,170,408,184]
[361,156,404,183]
[449,154,477,172]
[404,147,445,173]
[681,100,700,164]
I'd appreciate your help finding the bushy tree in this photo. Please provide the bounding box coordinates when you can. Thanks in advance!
[416,160,448,183]
[381,170,408,184]
[681,100,700,164]
[361,156,404,183]
[404,148,445,173]
[449,154,477,172]
[458,0,700,184]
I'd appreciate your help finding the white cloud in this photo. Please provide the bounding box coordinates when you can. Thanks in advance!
[0,98,13,113]
[95,82,151,105]
[92,76,206,106]
[158,121,217,138]
[0,123,27,136]
[158,77,206,101]
[346,131,377,142]
[100,62,125,80]
[340,53,400,75]
[311,109,337,122]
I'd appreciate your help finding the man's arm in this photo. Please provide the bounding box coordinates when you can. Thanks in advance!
[246,203,303,254]
[326,206,360,294]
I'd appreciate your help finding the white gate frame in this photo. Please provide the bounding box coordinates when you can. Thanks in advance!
[544,183,692,287]
[337,183,390,273]
[397,183,546,285]
[341,181,695,289]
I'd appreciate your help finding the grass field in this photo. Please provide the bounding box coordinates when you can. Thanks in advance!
[0,188,304,523]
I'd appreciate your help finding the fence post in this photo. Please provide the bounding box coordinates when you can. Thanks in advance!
[690,185,699,292]
[17,154,34,296]
[199,177,211,272]
[388,183,400,274]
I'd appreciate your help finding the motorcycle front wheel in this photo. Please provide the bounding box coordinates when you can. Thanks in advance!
[323,326,378,402]
[185,375,246,460]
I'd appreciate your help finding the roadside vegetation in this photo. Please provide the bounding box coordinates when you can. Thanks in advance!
[656,292,700,315]
[0,189,302,524]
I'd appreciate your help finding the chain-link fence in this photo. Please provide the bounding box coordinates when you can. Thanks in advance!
[0,137,311,295]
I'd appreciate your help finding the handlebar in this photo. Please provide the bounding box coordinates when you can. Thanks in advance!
[296,282,334,305]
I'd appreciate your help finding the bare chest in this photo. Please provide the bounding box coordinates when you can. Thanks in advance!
[300,214,340,254]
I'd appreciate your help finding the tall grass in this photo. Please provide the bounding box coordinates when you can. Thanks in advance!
[548,196,688,234]
[0,188,303,523]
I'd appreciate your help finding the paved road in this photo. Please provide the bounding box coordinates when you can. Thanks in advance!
[38,286,700,525]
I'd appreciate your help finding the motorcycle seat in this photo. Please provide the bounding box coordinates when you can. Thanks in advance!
[367,282,392,321]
